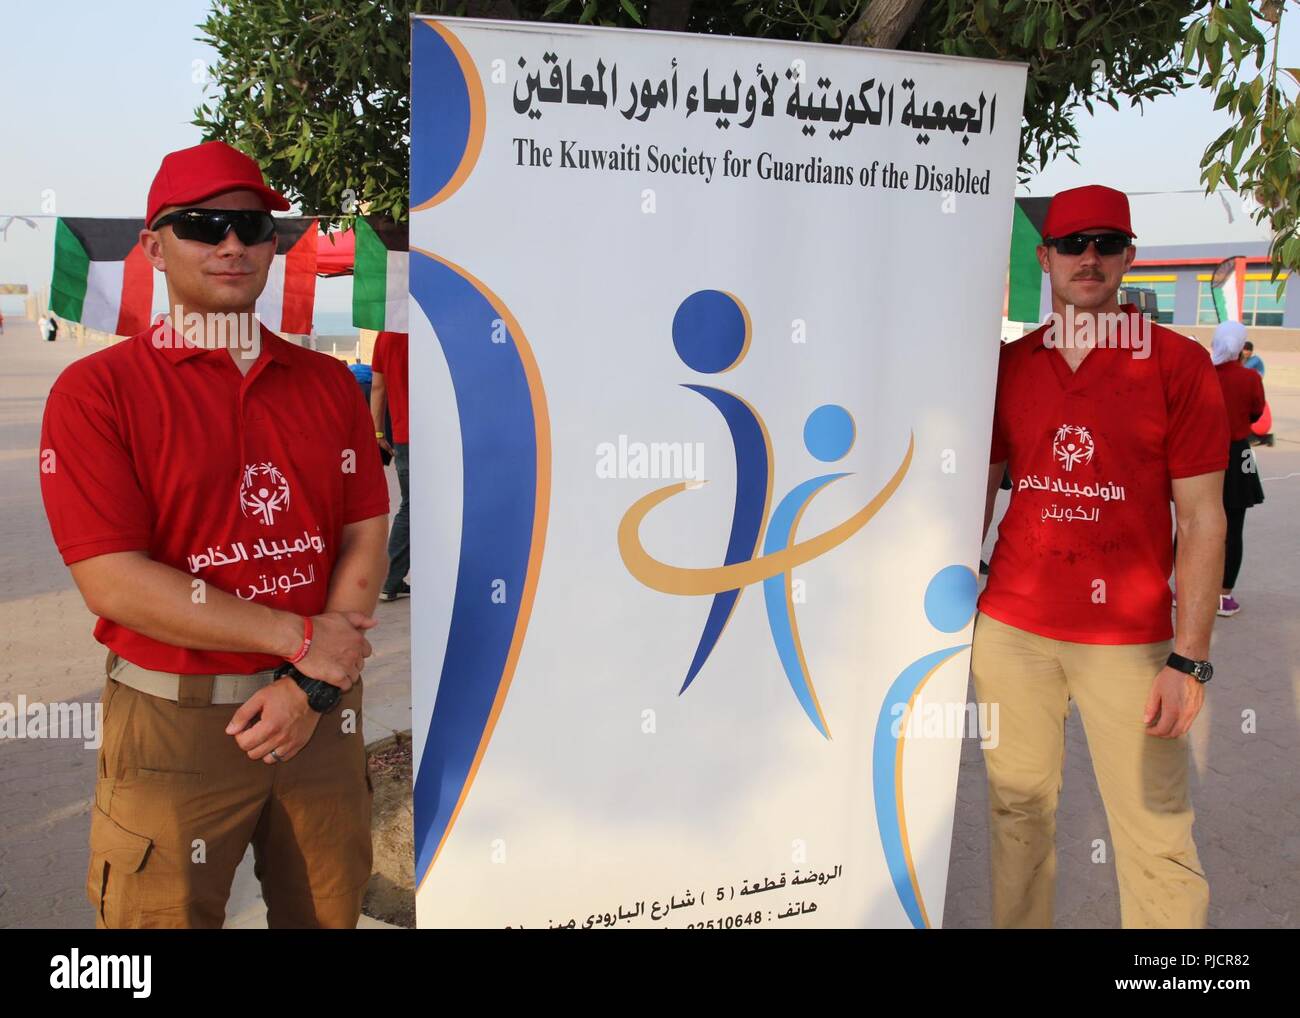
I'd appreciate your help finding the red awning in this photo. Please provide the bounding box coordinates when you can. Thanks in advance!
[316,229,355,277]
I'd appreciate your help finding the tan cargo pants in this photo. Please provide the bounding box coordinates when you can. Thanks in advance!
[969,612,1208,929]
[87,653,374,928]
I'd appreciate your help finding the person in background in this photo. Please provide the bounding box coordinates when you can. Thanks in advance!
[1212,322,1266,617]
[1241,340,1265,376]
[371,331,410,601]
[0,310,6,334]
[1240,341,1274,447]
[348,356,373,409]
[348,356,393,465]
[348,355,371,384]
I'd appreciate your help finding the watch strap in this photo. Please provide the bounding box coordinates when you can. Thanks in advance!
[273,662,343,712]
[1167,652,1212,683]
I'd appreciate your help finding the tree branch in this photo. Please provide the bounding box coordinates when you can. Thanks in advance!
[843,0,928,50]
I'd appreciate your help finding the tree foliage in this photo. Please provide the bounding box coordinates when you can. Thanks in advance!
[1185,0,1297,291]
[193,0,1299,284]
[194,0,426,223]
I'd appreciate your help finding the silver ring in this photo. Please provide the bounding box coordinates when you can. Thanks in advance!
[270,749,284,763]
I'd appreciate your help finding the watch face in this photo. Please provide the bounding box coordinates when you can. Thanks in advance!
[312,684,342,713]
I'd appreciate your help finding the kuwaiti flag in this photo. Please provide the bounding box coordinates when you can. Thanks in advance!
[255,218,319,334]
[1211,256,1246,323]
[352,216,408,331]
[50,218,153,336]
[1006,197,1051,323]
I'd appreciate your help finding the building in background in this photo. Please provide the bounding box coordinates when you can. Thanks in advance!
[1122,242,1293,328]
[1017,191,1298,343]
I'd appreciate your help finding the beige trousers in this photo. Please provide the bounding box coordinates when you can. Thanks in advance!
[88,654,374,928]
[969,612,1208,929]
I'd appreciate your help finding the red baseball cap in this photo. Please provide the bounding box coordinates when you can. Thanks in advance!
[146,141,290,228]
[1042,184,1135,239]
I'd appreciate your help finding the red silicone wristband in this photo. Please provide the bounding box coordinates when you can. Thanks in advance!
[287,616,313,664]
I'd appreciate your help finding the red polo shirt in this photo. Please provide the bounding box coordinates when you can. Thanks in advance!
[371,331,409,444]
[39,319,390,674]
[982,308,1228,644]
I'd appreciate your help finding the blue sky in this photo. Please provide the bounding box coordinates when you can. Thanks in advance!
[1,2,1293,314]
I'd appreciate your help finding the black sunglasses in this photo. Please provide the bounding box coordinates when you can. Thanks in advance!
[149,208,277,246]
[1046,232,1131,257]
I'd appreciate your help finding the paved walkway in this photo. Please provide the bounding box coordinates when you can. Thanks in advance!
[0,319,1295,928]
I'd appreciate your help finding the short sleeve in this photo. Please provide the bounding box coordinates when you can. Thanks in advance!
[371,331,390,376]
[988,347,1010,464]
[39,391,153,564]
[1165,343,1229,479]
[341,376,390,524]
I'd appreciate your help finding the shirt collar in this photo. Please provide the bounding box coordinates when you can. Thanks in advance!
[148,315,293,366]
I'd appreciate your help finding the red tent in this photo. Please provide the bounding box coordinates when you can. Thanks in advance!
[316,229,355,277]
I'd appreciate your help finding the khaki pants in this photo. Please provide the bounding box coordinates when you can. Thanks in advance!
[88,655,374,928]
[969,612,1208,929]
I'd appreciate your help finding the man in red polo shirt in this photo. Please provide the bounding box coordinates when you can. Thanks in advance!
[370,330,410,601]
[38,141,390,928]
[975,185,1228,929]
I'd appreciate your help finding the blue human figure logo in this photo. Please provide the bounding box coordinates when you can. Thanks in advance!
[647,290,915,734]
[670,289,772,693]
[871,564,978,928]
[761,405,857,739]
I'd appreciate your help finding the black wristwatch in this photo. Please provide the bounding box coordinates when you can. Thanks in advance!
[274,662,343,713]
[1167,652,1213,684]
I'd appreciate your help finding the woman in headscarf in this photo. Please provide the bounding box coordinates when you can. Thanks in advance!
[1211,321,1266,616]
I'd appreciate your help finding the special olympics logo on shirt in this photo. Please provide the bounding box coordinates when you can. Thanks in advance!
[1052,424,1095,472]
[240,462,291,526]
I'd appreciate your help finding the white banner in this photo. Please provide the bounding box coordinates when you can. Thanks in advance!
[409,16,1026,928]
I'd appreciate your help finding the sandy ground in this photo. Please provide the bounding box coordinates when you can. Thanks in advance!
[0,317,1295,929]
